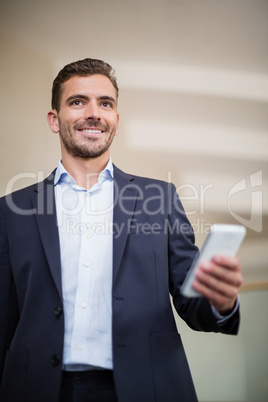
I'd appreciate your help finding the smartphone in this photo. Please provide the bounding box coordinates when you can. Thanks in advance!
[180,224,246,298]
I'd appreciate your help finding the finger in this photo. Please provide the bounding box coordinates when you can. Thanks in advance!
[192,279,238,312]
[212,255,241,271]
[198,261,243,287]
[192,278,237,303]
[194,268,240,298]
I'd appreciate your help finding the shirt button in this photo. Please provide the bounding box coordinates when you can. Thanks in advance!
[66,177,71,183]
[81,302,87,309]
[77,345,83,351]
[84,261,90,268]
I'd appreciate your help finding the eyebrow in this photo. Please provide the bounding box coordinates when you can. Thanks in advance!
[65,94,117,105]
[65,94,89,104]
[99,96,117,105]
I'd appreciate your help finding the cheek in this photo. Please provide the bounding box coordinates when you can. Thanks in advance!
[59,110,81,125]
[59,117,74,131]
[58,124,72,141]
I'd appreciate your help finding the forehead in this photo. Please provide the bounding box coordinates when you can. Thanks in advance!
[61,74,117,101]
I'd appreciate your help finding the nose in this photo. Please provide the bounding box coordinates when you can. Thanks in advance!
[84,101,100,120]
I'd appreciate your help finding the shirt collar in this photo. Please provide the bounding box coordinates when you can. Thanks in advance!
[54,158,114,187]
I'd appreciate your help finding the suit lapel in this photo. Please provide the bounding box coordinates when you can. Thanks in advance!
[30,172,62,297]
[113,166,138,282]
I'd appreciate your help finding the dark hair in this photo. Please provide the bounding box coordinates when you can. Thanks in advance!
[51,58,119,111]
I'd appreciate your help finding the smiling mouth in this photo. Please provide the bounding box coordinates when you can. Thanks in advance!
[79,128,104,134]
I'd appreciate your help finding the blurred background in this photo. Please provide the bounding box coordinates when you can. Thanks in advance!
[0,0,267,400]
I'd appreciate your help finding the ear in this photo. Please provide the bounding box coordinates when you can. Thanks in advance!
[115,113,120,136]
[47,110,59,133]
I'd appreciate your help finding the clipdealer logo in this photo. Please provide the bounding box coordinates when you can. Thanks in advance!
[227,170,263,232]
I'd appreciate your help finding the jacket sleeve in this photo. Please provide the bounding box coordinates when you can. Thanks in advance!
[0,201,20,382]
[167,183,240,335]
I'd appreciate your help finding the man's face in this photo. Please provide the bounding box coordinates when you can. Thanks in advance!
[48,74,119,159]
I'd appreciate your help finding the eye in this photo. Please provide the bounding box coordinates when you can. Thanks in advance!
[71,100,83,106]
[102,101,112,108]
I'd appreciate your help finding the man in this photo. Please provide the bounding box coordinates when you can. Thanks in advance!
[0,58,243,402]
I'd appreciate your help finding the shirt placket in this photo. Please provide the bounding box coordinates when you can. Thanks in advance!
[70,190,93,362]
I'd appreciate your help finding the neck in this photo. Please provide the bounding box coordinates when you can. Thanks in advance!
[61,151,110,190]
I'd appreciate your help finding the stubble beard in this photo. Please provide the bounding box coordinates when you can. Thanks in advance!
[59,120,116,159]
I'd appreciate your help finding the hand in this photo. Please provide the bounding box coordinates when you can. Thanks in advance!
[192,255,243,314]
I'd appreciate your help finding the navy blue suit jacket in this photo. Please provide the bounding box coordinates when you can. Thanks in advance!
[0,165,239,402]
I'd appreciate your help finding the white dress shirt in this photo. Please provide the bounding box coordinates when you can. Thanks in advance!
[54,159,114,371]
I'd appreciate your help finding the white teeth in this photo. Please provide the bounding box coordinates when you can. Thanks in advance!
[81,129,102,134]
